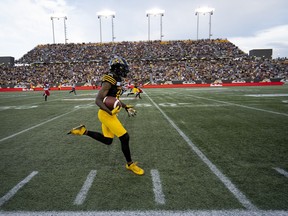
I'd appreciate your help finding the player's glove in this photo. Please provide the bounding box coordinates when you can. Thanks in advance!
[111,106,121,115]
[125,105,137,117]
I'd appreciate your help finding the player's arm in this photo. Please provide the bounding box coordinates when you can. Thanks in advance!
[120,100,127,108]
[96,82,113,115]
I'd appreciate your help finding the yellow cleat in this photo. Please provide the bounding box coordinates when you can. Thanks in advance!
[67,124,87,135]
[126,162,144,175]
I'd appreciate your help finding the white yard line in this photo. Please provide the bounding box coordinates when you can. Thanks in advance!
[189,95,288,117]
[145,92,258,210]
[0,210,288,216]
[0,171,38,207]
[245,94,288,97]
[74,170,97,205]
[273,168,288,178]
[151,169,165,205]
[0,108,79,143]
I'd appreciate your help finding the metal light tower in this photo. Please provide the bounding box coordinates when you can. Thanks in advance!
[146,9,165,41]
[50,15,68,44]
[64,16,68,44]
[195,7,214,40]
[97,10,116,43]
[51,17,55,43]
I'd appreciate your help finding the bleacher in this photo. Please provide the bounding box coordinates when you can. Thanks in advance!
[0,39,287,89]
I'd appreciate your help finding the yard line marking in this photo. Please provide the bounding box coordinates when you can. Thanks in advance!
[246,94,288,97]
[0,171,38,207]
[0,210,288,216]
[151,169,165,205]
[189,95,288,117]
[74,170,97,205]
[0,107,82,143]
[273,167,288,178]
[145,92,257,210]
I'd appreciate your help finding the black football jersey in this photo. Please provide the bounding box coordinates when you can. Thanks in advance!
[102,74,122,98]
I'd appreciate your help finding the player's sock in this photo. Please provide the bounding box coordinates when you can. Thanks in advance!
[119,133,132,162]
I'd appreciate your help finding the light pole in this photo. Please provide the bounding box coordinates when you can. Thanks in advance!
[195,7,214,40]
[146,9,165,41]
[97,10,116,43]
[51,17,55,43]
[64,16,68,44]
[50,15,68,44]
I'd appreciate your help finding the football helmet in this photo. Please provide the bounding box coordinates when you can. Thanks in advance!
[109,56,129,78]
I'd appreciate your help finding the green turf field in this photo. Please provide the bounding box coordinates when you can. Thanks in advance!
[0,86,288,215]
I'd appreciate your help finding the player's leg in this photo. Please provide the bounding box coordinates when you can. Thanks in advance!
[120,132,144,175]
[45,90,50,101]
[99,111,144,175]
[86,130,113,145]
[67,124,113,145]
[136,92,142,99]
[119,133,132,162]
[118,131,144,175]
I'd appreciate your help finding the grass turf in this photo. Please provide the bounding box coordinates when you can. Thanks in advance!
[0,86,287,211]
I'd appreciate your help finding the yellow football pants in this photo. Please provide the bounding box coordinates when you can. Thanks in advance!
[98,109,127,138]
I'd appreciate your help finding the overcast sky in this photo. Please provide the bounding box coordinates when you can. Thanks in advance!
[0,0,287,60]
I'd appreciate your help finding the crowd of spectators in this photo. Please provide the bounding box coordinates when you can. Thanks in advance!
[1,39,287,88]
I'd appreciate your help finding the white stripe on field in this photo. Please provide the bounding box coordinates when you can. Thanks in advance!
[189,95,288,117]
[0,108,80,143]
[145,92,257,210]
[0,171,38,207]
[151,169,165,205]
[0,210,288,216]
[74,170,97,205]
[273,167,288,178]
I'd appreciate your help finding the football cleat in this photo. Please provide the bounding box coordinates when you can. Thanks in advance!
[67,124,87,135]
[126,162,144,175]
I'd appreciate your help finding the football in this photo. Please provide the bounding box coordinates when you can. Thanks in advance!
[103,96,122,110]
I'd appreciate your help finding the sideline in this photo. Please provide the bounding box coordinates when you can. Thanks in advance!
[0,210,288,216]
[145,92,258,210]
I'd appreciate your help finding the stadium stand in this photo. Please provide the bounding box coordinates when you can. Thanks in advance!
[0,39,287,89]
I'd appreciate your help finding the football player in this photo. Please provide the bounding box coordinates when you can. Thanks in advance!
[68,56,144,176]
[127,83,142,99]
[69,81,77,95]
[43,81,50,101]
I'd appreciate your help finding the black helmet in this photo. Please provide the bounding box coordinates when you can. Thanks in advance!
[109,56,129,77]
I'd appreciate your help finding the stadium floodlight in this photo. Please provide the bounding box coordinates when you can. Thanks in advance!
[50,13,68,44]
[146,8,165,41]
[97,10,116,43]
[195,7,214,40]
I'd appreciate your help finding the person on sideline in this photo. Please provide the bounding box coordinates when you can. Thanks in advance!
[69,81,77,95]
[43,81,50,101]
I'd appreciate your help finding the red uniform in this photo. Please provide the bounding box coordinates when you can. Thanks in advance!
[44,83,50,96]
[43,83,50,101]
